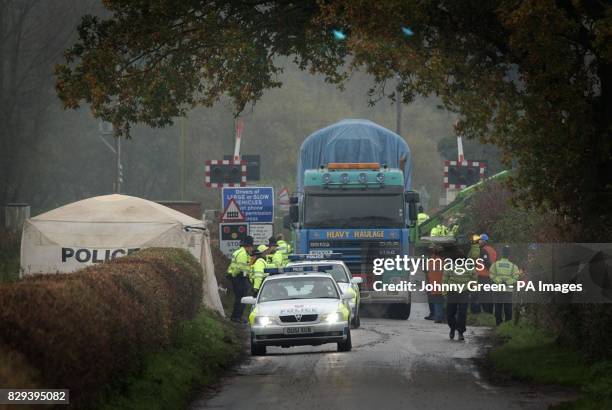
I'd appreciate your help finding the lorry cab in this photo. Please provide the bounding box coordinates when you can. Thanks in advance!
[290,162,419,319]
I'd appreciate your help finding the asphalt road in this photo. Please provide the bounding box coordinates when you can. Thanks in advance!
[190,304,572,410]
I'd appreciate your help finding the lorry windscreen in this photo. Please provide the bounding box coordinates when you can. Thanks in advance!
[304,193,404,228]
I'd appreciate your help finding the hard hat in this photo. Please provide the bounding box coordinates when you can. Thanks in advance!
[257,244,269,253]
[471,234,480,243]
[480,233,489,242]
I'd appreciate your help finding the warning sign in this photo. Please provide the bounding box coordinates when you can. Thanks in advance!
[221,198,245,222]
[222,187,274,223]
[219,222,249,257]
[249,223,274,246]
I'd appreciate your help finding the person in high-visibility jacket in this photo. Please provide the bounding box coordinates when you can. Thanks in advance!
[447,217,460,236]
[444,248,476,341]
[227,236,254,322]
[251,244,275,296]
[267,236,286,268]
[276,234,292,265]
[417,206,429,225]
[490,246,521,326]
[469,235,481,258]
[468,234,484,314]
[430,224,449,236]
[474,233,497,314]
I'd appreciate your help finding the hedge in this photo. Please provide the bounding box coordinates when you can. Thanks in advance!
[0,248,203,405]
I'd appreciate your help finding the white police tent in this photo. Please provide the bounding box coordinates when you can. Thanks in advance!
[20,194,224,315]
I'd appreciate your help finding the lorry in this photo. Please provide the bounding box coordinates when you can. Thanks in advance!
[286,119,420,319]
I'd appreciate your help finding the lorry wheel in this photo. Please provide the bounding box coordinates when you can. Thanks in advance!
[386,303,411,320]
[251,336,266,356]
[337,328,352,352]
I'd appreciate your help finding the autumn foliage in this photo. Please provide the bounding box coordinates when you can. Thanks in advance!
[0,248,203,404]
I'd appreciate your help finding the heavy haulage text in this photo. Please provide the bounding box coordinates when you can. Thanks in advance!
[372,256,485,275]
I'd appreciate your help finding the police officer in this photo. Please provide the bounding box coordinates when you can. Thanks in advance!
[268,236,286,268]
[276,234,292,265]
[490,245,521,325]
[251,244,275,296]
[227,236,254,322]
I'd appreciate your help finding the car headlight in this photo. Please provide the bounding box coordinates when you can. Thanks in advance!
[254,316,273,326]
[323,312,344,324]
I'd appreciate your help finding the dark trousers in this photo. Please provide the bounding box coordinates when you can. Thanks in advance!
[429,294,445,321]
[230,275,249,320]
[447,292,469,333]
[471,276,493,314]
[495,303,513,325]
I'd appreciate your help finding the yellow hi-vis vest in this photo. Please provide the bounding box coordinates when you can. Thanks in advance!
[251,258,272,291]
[277,240,292,265]
[443,266,475,291]
[490,258,520,285]
[271,251,286,268]
[430,224,449,236]
[277,240,292,254]
[417,212,429,225]
[227,247,251,277]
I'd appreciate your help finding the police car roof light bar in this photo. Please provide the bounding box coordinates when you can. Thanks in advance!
[288,253,342,261]
[264,265,335,275]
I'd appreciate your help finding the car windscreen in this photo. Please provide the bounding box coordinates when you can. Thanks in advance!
[258,277,339,303]
[288,264,349,283]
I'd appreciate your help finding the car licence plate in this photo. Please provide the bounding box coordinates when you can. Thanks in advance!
[285,327,313,335]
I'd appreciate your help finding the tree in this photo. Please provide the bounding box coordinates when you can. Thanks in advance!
[0,0,94,211]
[56,1,612,239]
[55,2,346,135]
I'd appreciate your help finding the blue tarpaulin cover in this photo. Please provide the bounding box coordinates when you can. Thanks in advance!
[297,119,412,191]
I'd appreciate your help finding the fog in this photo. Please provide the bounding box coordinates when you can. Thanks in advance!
[1,1,487,217]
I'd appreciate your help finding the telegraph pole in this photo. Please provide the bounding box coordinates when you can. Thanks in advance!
[395,77,402,136]
[180,117,186,200]
[115,135,122,193]
[98,121,122,193]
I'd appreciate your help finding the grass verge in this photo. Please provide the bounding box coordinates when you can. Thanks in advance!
[97,308,241,410]
[488,322,612,409]
[466,312,497,327]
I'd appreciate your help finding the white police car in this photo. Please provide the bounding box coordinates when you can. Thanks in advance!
[286,258,363,328]
[241,272,353,356]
